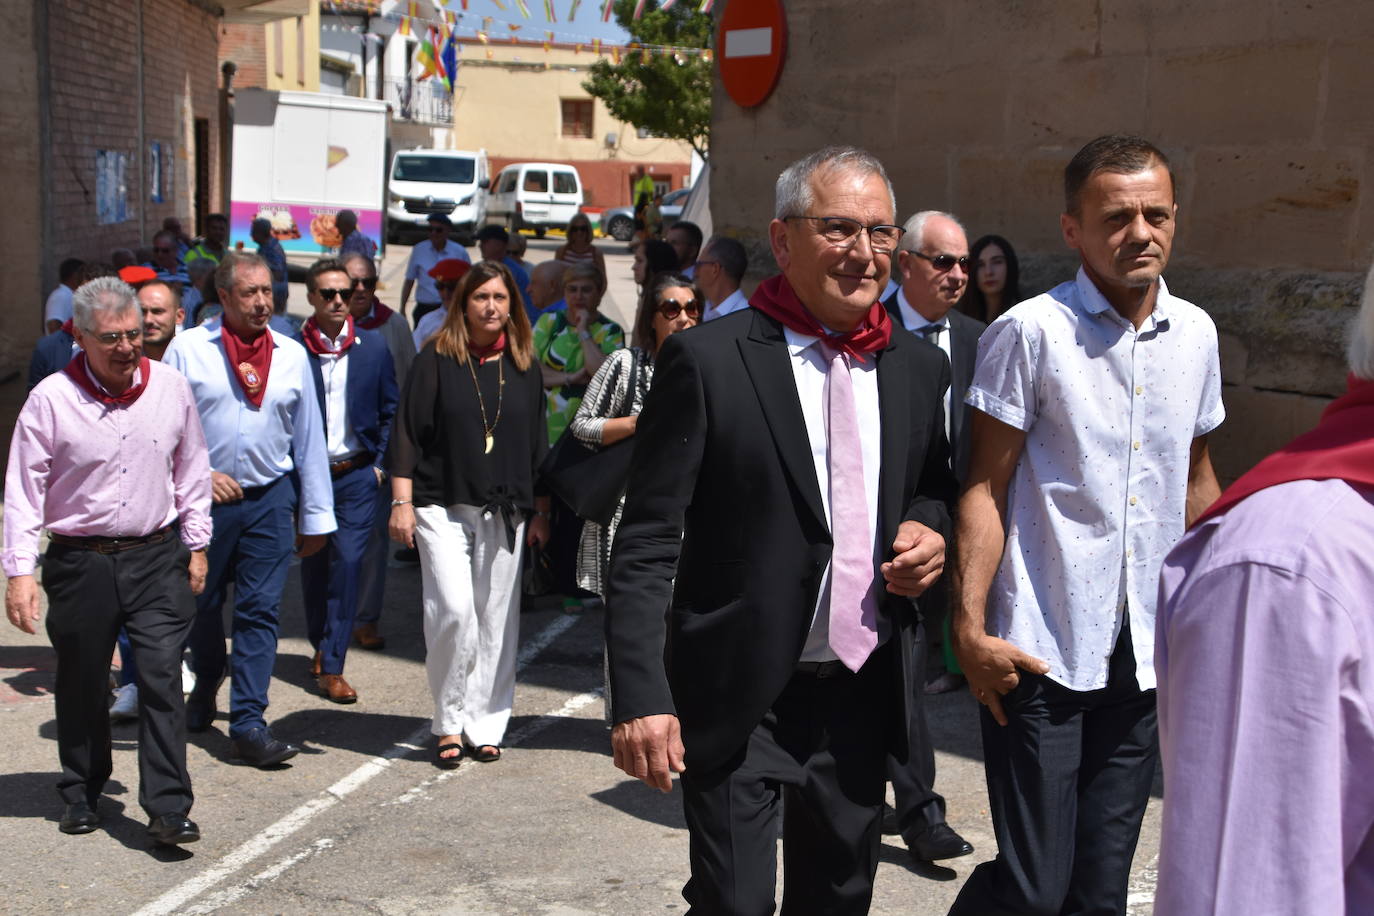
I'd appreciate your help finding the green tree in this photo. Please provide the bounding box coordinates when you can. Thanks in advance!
[582,0,712,158]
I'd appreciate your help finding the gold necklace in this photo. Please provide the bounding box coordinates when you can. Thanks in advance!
[467,351,504,454]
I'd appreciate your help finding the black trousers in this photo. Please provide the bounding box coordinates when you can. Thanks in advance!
[887,618,946,841]
[949,615,1158,916]
[42,534,196,819]
[680,644,893,916]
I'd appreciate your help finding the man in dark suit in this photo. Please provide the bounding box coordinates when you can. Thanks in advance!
[881,210,987,865]
[295,259,397,704]
[606,147,958,914]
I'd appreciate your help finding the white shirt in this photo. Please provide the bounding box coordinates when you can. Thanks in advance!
[413,308,446,352]
[966,269,1224,691]
[782,326,884,662]
[404,240,470,305]
[895,289,952,440]
[703,288,749,322]
[316,330,364,460]
[45,285,74,324]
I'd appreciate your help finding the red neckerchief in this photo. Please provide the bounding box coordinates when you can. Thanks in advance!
[355,299,394,331]
[1193,373,1374,526]
[301,314,356,357]
[63,352,151,406]
[470,332,506,365]
[220,324,273,408]
[748,274,892,362]
[61,319,75,338]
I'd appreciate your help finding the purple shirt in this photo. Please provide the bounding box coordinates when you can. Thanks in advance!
[1156,478,1374,914]
[2,360,214,577]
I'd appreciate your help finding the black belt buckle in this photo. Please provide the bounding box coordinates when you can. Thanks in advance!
[795,659,848,679]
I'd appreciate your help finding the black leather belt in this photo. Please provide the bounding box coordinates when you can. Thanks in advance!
[50,524,175,555]
[794,659,852,679]
[329,452,374,478]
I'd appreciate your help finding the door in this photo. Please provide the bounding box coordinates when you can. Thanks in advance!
[488,167,517,223]
[549,169,582,226]
[518,168,551,225]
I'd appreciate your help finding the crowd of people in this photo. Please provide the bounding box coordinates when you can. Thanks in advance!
[6,135,1372,915]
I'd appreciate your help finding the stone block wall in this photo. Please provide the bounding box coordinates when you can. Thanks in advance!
[709,0,1374,480]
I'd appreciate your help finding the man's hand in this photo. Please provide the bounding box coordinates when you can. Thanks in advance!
[611,714,686,793]
[187,549,208,595]
[210,471,244,505]
[389,504,416,548]
[294,533,327,558]
[953,632,1049,726]
[881,520,945,596]
[5,575,41,634]
[526,513,550,549]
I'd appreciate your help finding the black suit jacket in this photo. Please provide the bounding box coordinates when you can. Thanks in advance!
[883,294,987,483]
[605,307,957,773]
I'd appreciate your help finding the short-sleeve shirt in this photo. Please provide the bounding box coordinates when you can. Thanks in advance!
[44,285,73,324]
[404,240,471,305]
[531,310,624,446]
[965,268,1225,691]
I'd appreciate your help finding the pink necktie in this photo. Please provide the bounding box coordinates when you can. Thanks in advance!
[823,345,879,672]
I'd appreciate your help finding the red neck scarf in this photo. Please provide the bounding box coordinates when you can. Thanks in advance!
[61,319,75,338]
[748,274,892,362]
[1194,373,1374,526]
[470,332,506,364]
[220,325,273,408]
[301,314,356,357]
[356,299,394,331]
[63,352,151,406]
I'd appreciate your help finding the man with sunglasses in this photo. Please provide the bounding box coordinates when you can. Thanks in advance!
[401,213,470,325]
[4,276,211,844]
[146,230,190,291]
[607,146,956,913]
[411,259,471,352]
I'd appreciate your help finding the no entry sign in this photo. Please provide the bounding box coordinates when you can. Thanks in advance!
[717,0,787,109]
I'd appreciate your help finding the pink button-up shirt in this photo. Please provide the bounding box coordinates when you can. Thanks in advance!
[2,360,213,577]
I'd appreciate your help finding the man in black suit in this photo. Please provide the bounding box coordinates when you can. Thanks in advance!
[606,147,958,914]
[882,210,987,865]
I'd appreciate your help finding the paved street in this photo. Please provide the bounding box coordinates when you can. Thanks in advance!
[0,237,1161,914]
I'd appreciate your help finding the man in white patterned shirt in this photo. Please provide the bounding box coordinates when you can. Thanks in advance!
[948,135,1224,916]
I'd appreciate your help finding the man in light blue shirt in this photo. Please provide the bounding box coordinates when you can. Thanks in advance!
[164,251,336,769]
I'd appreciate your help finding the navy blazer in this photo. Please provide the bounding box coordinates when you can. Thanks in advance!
[295,325,399,471]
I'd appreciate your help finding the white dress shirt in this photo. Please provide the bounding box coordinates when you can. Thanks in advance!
[45,285,73,324]
[966,268,1224,691]
[895,289,952,440]
[782,326,884,662]
[404,240,471,305]
[316,329,364,460]
[413,308,446,352]
[703,288,749,322]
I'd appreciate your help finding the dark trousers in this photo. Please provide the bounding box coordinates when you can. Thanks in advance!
[42,533,195,818]
[354,481,392,627]
[411,301,442,326]
[680,645,892,916]
[949,616,1158,916]
[300,465,378,674]
[887,619,946,840]
[189,475,296,739]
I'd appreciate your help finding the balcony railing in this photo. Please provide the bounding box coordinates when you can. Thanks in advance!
[383,77,453,125]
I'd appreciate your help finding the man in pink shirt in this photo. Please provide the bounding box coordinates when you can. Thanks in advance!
[3,276,213,846]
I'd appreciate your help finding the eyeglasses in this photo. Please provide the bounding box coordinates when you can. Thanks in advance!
[349,276,378,290]
[910,251,970,272]
[90,329,143,345]
[783,216,904,253]
[316,288,351,302]
[656,297,701,320]
[694,258,719,270]
[153,246,175,254]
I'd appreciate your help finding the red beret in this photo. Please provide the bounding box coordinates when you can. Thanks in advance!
[119,265,159,286]
[427,259,471,281]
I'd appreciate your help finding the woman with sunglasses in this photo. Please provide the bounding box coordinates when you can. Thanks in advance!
[386,260,551,768]
[554,213,606,280]
[958,234,1023,324]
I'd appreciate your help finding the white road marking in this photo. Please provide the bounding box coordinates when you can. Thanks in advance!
[724,27,773,58]
[180,838,336,915]
[132,613,588,916]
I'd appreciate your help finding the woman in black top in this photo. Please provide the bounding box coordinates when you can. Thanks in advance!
[387,260,550,768]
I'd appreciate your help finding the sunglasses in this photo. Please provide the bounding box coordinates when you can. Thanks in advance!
[316,288,351,302]
[90,329,143,345]
[656,297,700,320]
[349,276,378,290]
[436,281,458,293]
[429,226,448,233]
[911,251,970,272]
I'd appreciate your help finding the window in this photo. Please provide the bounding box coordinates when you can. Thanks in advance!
[295,17,305,84]
[553,171,578,195]
[273,21,284,78]
[392,155,475,184]
[561,99,593,139]
[523,170,548,193]
[499,170,518,193]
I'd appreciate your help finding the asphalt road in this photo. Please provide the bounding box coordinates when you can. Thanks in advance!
[0,237,1161,914]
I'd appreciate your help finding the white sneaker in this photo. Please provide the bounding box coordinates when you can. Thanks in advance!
[181,660,196,697]
[109,683,139,721]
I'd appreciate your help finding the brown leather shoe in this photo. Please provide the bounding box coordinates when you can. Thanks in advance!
[317,674,357,704]
[352,623,386,651]
[309,650,322,678]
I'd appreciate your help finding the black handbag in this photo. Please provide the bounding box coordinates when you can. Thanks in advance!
[538,355,640,527]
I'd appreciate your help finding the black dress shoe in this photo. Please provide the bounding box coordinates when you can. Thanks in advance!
[230,727,301,768]
[907,822,974,862]
[147,813,200,846]
[185,692,216,733]
[59,801,100,835]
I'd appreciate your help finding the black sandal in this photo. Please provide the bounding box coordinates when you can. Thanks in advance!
[466,742,501,762]
[434,741,465,769]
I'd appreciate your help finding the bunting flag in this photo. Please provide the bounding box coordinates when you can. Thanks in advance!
[611,45,621,63]
[485,48,494,59]
[661,0,678,8]
[569,0,582,18]
[444,10,456,26]
[415,26,438,80]
[592,37,601,54]
[476,29,489,43]
[601,0,613,22]
[543,38,551,51]
[574,43,582,54]
[490,0,506,9]
[398,16,411,36]
[514,0,531,18]
[440,31,458,92]
[632,0,648,19]
[543,0,556,23]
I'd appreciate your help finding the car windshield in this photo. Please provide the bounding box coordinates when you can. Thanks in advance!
[392,156,475,184]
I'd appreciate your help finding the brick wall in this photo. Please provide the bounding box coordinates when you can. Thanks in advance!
[220,22,267,89]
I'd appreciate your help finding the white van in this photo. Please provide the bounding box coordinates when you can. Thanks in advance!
[387,148,490,241]
[484,162,584,236]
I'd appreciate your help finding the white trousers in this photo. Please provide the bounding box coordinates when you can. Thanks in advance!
[414,504,524,746]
